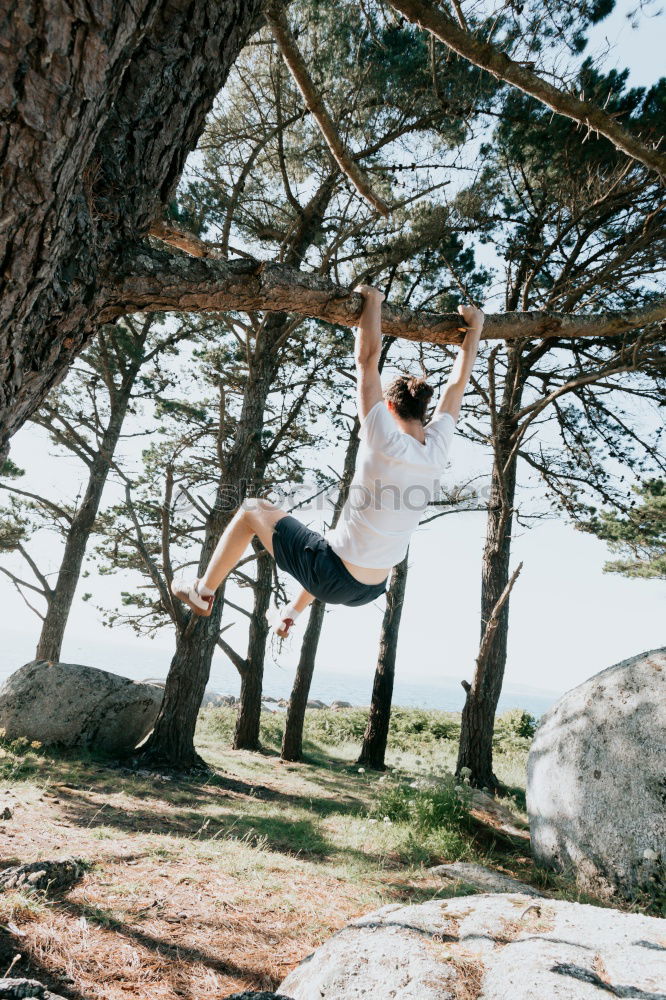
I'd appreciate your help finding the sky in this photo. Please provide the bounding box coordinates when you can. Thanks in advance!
[2,0,664,705]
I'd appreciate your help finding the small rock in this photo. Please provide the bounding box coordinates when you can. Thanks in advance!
[223,994,295,1000]
[330,700,352,710]
[429,862,545,897]
[0,978,67,999]
[306,700,327,710]
[0,858,86,894]
[0,806,13,821]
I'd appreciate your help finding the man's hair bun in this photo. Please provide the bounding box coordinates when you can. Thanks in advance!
[385,374,434,424]
[407,377,434,403]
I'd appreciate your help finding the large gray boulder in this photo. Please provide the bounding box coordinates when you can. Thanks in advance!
[0,661,163,754]
[527,647,666,900]
[279,894,666,999]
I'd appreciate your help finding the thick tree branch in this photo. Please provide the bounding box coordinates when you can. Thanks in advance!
[217,635,248,675]
[264,2,391,216]
[389,0,666,180]
[123,483,177,625]
[103,244,666,345]
[474,560,523,688]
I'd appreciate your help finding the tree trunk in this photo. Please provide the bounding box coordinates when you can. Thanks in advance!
[233,549,273,750]
[357,553,409,770]
[456,347,524,789]
[281,599,326,761]
[0,1,264,459]
[139,321,281,766]
[280,420,366,762]
[35,371,138,661]
[137,616,220,768]
[139,178,336,768]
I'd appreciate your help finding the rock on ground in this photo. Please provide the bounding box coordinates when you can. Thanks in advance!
[0,661,163,755]
[0,979,67,999]
[142,680,236,708]
[0,858,86,894]
[527,647,666,900]
[429,862,545,897]
[222,994,294,1000]
[279,893,666,1000]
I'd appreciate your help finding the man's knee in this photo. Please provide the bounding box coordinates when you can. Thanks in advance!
[240,497,277,528]
[242,497,276,514]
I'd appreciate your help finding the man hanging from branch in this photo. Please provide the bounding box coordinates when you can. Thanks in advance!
[171,287,484,636]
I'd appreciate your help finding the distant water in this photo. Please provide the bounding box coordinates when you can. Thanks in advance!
[3,630,561,719]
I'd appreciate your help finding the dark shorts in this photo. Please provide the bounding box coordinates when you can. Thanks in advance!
[272,516,387,608]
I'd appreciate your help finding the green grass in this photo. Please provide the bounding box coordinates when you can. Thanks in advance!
[0,704,661,999]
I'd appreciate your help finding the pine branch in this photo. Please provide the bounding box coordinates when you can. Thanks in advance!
[264,1,390,216]
[104,244,666,345]
[389,0,666,179]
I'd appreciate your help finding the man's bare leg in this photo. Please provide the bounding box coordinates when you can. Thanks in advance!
[199,499,286,593]
[171,499,286,616]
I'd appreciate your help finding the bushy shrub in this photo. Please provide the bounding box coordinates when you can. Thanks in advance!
[493,709,538,752]
[200,704,538,760]
[368,772,473,835]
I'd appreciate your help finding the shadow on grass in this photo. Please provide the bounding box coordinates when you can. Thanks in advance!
[31,742,373,819]
[55,786,377,865]
[0,925,91,1000]
[57,898,277,992]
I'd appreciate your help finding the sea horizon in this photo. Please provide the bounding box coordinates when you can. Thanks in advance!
[4,628,564,718]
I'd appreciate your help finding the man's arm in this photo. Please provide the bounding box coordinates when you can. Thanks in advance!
[353,284,385,421]
[432,304,484,423]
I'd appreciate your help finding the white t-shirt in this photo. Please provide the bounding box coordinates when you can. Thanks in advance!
[326,401,456,569]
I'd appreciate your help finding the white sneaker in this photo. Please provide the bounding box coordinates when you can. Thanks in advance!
[170,577,214,617]
[270,605,299,638]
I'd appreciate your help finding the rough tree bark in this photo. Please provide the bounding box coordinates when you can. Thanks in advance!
[456,345,525,789]
[103,246,666,346]
[232,546,273,751]
[357,552,410,771]
[0,0,265,459]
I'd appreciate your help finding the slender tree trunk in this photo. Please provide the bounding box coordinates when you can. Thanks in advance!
[140,370,273,765]
[280,423,361,762]
[281,599,326,761]
[35,373,138,661]
[233,549,273,750]
[357,553,409,770]
[456,347,524,789]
